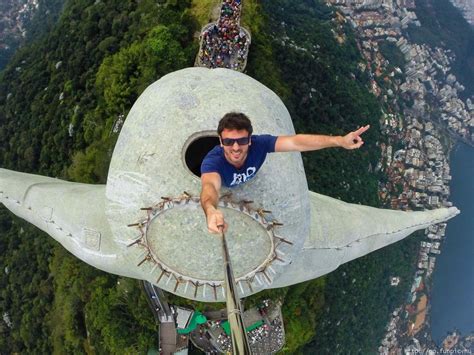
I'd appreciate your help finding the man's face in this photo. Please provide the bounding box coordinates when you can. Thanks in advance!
[220,128,251,168]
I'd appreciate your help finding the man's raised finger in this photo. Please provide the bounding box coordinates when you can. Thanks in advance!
[354,124,370,136]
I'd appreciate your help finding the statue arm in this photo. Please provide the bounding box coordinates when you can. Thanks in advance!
[0,168,142,278]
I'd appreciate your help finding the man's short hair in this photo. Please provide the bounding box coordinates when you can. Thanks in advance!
[217,112,253,136]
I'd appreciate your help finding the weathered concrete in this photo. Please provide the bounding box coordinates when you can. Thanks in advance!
[0,67,459,302]
[270,191,459,288]
[105,67,309,300]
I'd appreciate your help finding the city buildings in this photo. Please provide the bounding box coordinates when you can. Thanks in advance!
[325,0,474,352]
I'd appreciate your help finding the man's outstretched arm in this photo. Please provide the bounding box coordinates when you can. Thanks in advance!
[200,172,227,234]
[275,125,370,152]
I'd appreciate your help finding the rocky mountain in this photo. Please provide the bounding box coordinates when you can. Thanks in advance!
[0,0,37,68]
[0,0,63,70]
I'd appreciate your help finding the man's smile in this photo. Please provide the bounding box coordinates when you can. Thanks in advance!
[231,150,242,158]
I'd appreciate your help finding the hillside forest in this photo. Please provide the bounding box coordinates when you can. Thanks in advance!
[2,0,467,353]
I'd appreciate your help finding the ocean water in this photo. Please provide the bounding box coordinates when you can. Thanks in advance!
[430,143,474,344]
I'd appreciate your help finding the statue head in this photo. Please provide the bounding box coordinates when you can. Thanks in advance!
[104,67,310,301]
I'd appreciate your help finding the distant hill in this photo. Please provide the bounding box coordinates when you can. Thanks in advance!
[407,0,474,99]
[0,0,65,70]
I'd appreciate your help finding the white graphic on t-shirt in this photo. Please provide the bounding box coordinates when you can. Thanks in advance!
[230,167,257,186]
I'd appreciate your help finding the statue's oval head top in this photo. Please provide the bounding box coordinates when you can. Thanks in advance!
[104,68,310,300]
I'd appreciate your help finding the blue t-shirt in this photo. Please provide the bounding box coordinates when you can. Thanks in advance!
[201,134,278,187]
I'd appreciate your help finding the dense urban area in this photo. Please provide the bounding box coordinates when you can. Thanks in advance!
[326,0,474,352]
[450,0,474,25]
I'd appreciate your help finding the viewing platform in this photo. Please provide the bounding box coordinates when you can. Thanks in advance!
[196,0,251,72]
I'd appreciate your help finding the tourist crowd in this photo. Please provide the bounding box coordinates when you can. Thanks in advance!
[198,0,249,71]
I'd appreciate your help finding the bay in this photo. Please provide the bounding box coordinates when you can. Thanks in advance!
[430,143,474,343]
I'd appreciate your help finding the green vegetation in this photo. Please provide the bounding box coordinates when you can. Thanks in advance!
[406,0,474,98]
[0,212,54,353]
[306,231,423,353]
[379,40,406,71]
[1,0,197,353]
[253,0,381,204]
[0,0,426,353]
[243,1,420,352]
[190,0,221,27]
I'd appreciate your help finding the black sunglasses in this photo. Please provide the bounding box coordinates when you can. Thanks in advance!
[221,136,251,146]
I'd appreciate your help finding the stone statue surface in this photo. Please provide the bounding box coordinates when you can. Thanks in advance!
[0,67,459,302]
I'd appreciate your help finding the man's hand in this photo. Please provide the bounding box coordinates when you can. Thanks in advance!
[339,125,370,150]
[205,206,228,234]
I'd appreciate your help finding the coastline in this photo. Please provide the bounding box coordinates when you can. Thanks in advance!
[430,143,474,344]
[323,0,473,352]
